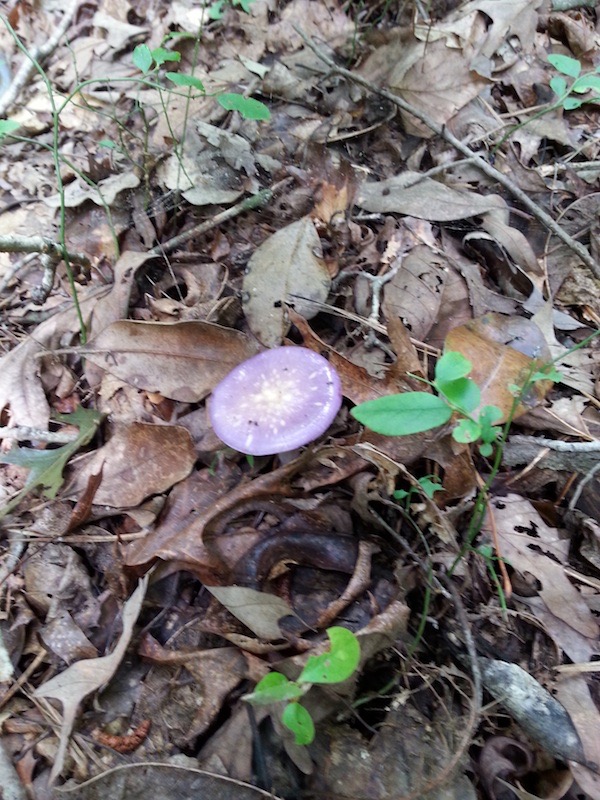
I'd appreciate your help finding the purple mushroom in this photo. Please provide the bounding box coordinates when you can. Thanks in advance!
[209,347,342,456]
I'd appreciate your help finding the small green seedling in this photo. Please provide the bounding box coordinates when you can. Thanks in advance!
[244,626,360,745]
[547,54,600,111]
[131,40,269,121]
[351,351,505,456]
[394,474,444,504]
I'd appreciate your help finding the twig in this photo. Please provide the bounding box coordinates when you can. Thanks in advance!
[0,425,78,444]
[510,437,600,453]
[317,540,376,628]
[0,235,90,266]
[150,181,291,256]
[568,462,600,510]
[0,0,78,117]
[295,29,600,280]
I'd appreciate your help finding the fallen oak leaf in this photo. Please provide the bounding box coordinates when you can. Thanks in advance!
[33,575,148,783]
[0,406,103,520]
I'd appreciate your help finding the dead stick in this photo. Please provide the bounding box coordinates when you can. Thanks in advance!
[295,29,600,280]
[0,0,78,116]
[0,235,90,267]
[150,180,291,256]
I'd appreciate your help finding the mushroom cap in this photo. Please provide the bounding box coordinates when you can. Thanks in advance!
[209,346,342,456]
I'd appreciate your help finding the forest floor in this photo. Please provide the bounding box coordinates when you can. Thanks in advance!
[0,1,599,799]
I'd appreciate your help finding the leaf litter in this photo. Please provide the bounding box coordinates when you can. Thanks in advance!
[0,1,599,799]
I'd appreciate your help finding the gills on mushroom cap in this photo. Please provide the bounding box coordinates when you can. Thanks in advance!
[209,347,343,456]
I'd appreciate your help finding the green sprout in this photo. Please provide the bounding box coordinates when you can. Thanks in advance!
[244,627,360,745]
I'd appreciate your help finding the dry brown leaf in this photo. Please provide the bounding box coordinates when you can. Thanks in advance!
[34,575,148,783]
[46,172,140,208]
[81,320,261,402]
[382,246,447,341]
[265,0,354,51]
[390,41,488,136]
[445,315,552,421]
[555,677,600,800]
[67,423,196,508]
[242,216,331,347]
[205,586,295,641]
[0,288,108,430]
[489,494,599,660]
[356,172,505,220]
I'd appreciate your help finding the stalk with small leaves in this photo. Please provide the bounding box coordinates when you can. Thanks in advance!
[244,627,360,745]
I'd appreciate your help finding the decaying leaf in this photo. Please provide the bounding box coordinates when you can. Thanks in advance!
[0,288,109,431]
[80,320,261,402]
[382,246,447,341]
[242,216,331,347]
[444,315,552,420]
[67,422,196,508]
[34,575,148,782]
[205,586,295,641]
[46,172,140,208]
[489,494,599,661]
[389,41,489,137]
[356,172,505,220]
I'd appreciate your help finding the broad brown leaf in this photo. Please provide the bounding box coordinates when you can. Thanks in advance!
[81,320,261,402]
[445,315,552,420]
[242,216,331,347]
[67,423,196,507]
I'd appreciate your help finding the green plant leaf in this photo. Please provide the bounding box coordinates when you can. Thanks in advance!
[98,138,117,150]
[351,392,452,436]
[233,0,256,11]
[282,702,315,745]
[245,672,304,704]
[435,351,472,384]
[547,54,581,78]
[478,405,502,442]
[150,47,181,67]
[562,96,583,110]
[452,417,481,444]
[549,76,568,97]
[572,74,600,93]
[132,43,153,74]
[0,119,20,139]
[479,442,493,457]
[438,377,480,413]
[0,407,103,519]
[208,0,226,19]
[217,92,270,120]
[165,73,205,91]
[418,476,444,499]
[299,627,360,685]
[530,366,562,383]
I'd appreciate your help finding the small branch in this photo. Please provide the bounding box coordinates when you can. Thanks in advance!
[0,426,78,444]
[0,235,90,267]
[295,30,600,280]
[0,0,78,117]
[150,181,291,256]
